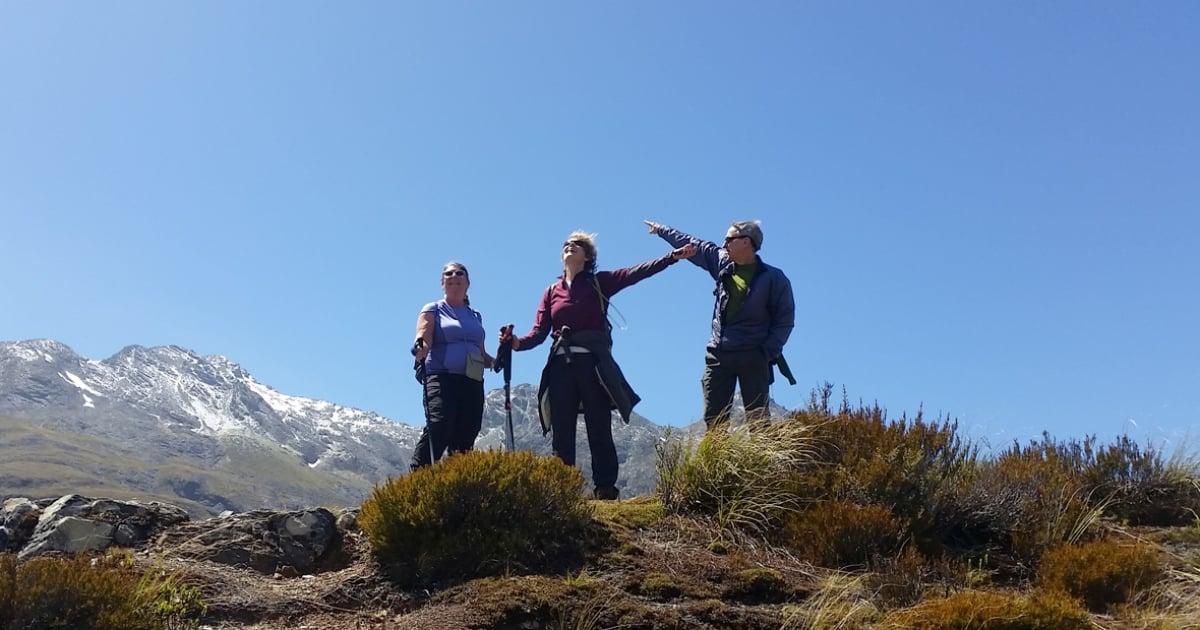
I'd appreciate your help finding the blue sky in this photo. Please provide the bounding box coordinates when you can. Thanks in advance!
[3,2,1197,451]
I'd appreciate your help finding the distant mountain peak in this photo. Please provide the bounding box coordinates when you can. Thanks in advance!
[3,339,79,362]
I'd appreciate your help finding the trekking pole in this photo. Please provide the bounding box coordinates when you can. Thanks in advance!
[495,325,516,451]
[411,338,436,466]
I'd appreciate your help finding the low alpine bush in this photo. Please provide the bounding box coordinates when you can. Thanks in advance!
[963,434,1102,575]
[1081,435,1200,526]
[787,386,978,557]
[780,500,905,569]
[883,589,1092,629]
[359,449,593,587]
[0,551,205,630]
[1038,539,1163,612]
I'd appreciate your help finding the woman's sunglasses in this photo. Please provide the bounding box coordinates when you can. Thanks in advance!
[443,269,467,277]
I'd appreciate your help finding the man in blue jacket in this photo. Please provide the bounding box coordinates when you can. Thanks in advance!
[645,219,795,430]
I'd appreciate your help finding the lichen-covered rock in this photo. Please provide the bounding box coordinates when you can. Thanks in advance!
[157,507,338,575]
[13,494,189,560]
[0,497,42,551]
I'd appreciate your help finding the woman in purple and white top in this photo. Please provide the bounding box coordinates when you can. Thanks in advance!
[409,261,494,472]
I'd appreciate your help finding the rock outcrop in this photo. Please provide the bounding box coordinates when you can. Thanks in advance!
[2,494,348,577]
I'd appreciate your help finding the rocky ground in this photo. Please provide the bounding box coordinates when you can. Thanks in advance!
[5,494,1200,629]
[155,499,822,630]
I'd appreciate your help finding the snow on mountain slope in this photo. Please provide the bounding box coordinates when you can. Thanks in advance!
[0,339,419,480]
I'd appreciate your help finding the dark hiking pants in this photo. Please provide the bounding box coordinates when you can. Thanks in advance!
[546,353,619,488]
[410,372,484,471]
[701,347,771,430]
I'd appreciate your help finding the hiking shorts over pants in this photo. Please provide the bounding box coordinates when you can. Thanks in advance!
[410,372,484,471]
[546,353,619,489]
[701,346,771,430]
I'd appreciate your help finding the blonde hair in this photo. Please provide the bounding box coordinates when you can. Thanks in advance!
[565,231,598,272]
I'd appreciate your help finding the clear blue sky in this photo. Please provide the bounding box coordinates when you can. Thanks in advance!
[3,2,1197,451]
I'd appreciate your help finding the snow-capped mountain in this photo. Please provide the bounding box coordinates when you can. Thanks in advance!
[0,340,425,514]
[0,339,692,514]
[0,339,419,470]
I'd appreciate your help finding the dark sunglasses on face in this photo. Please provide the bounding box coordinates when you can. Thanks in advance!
[563,240,587,251]
[443,269,466,277]
[724,235,749,244]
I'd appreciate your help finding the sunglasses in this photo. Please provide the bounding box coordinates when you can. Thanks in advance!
[563,240,588,251]
[723,235,749,244]
[442,269,467,277]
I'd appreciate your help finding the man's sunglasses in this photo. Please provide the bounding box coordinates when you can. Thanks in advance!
[443,269,467,277]
[724,235,749,244]
[563,240,588,250]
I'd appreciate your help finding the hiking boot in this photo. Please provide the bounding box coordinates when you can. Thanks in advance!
[593,485,620,501]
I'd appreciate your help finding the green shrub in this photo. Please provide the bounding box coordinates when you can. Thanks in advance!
[883,589,1092,629]
[655,421,813,538]
[0,551,205,630]
[780,500,905,569]
[1038,539,1163,612]
[359,449,593,587]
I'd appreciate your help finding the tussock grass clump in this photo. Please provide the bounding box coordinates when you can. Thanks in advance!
[781,572,880,630]
[655,421,815,538]
[882,589,1092,629]
[1130,564,1200,627]
[1038,539,1164,612]
[0,551,205,630]
[360,450,593,587]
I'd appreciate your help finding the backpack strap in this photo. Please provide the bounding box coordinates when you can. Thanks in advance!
[590,274,610,318]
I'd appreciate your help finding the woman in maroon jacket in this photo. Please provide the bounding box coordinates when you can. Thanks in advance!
[500,231,694,500]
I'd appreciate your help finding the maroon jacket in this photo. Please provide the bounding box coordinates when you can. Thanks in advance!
[517,254,678,351]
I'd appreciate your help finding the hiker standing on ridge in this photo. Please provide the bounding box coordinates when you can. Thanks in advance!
[409,261,494,472]
[644,220,795,430]
[499,231,696,500]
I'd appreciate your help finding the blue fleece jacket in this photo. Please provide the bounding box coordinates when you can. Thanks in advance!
[654,224,795,358]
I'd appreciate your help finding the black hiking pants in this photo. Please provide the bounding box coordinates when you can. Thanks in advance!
[546,353,618,489]
[701,347,771,430]
[410,372,484,471]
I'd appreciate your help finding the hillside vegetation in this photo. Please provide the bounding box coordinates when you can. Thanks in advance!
[4,388,1200,629]
[0,414,375,517]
